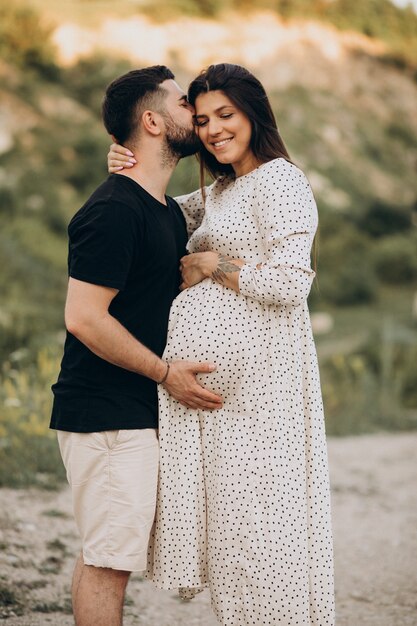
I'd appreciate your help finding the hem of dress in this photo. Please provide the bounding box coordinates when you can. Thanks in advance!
[146,576,209,592]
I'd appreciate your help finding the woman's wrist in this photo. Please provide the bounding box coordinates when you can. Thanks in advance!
[201,252,221,278]
[209,254,244,283]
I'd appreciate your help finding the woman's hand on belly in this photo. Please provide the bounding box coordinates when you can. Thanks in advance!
[179,252,215,290]
[163,360,223,410]
[180,251,244,293]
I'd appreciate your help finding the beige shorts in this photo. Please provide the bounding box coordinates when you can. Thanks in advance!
[57,428,159,572]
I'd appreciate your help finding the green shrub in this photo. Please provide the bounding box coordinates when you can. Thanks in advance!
[140,0,227,19]
[0,223,66,361]
[63,55,133,117]
[358,201,412,238]
[318,228,378,305]
[322,322,417,435]
[0,348,65,488]
[373,234,417,284]
[0,2,58,75]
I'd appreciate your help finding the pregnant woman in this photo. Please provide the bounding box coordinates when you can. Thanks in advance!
[109,63,334,625]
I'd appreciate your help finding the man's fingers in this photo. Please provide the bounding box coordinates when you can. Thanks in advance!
[190,394,223,409]
[180,397,222,410]
[186,402,199,409]
[192,385,223,404]
[192,362,217,374]
[174,391,222,410]
[196,400,223,410]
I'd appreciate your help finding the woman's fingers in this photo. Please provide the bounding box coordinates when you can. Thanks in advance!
[109,158,134,168]
[110,143,134,157]
[108,146,137,166]
[107,143,136,172]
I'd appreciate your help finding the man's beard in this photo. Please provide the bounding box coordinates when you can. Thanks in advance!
[163,114,200,160]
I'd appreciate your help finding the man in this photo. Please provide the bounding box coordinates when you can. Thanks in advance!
[50,66,223,626]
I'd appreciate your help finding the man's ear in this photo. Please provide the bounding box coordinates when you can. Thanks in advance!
[141,110,162,136]
[111,134,117,143]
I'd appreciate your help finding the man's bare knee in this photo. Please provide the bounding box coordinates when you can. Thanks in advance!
[82,564,130,587]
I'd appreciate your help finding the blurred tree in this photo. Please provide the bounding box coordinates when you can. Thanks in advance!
[0,2,58,75]
[64,55,133,117]
[358,201,413,238]
[373,234,417,284]
[140,0,229,19]
[319,226,378,304]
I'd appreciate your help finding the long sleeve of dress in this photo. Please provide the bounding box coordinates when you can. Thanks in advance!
[174,188,207,237]
[238,160,317,307]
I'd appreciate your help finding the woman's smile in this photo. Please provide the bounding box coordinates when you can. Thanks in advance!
[194,90,261,176]
[211,137,234,150]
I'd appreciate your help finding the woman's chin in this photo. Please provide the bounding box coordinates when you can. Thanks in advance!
[213,153,232,165]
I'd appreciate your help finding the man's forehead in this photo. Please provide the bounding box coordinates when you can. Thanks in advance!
[161,79,186,99]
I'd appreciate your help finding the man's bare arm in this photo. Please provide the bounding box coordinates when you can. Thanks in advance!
[65,277,223,410]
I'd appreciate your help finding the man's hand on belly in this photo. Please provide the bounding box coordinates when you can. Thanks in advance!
[163,361,223,410]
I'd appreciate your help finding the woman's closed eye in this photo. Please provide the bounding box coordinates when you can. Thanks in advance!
[193,117,208,127]
[194,114,233,127]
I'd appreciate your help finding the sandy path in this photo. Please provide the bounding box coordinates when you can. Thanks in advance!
[1,432,416,625]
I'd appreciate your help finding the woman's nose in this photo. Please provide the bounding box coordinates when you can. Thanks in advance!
[207,118,222,136]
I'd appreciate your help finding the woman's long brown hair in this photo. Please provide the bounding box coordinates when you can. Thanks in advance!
[188,63,317,273]
[188,63,291,187]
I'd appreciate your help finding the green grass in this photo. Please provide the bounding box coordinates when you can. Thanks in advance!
[0,3,416,483]
[0,582,24,617]
[33,599,72,614]
[316,286,417,436]
[0,347,66,489]
[315,285,415,352]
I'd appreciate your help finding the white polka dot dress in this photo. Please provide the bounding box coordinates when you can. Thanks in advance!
[147,158,335,625]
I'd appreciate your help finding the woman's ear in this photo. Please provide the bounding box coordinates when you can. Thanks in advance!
[141,110,162,136]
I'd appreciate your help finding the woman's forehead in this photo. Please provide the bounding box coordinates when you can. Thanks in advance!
[195,90,235,114]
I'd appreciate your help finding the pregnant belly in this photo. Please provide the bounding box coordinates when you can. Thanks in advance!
[163,279,264,399]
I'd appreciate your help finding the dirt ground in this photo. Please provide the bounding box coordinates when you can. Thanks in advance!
[1,432,416,625]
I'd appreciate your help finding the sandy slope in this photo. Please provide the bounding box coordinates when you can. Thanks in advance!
[1,432,416,625]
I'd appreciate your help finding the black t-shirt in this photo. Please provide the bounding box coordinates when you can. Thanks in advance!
[50,174,188,432]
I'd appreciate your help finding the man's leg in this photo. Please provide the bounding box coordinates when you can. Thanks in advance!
[72,553,130,626]
[57,429,159,624]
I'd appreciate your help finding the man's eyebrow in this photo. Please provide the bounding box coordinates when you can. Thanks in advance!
[194,105,234,118]
[178,94,188,102]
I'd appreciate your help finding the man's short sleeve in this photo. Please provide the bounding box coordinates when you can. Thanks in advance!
[68,201,141,290]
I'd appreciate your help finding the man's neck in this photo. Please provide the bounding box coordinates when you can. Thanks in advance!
[114,141,178,205]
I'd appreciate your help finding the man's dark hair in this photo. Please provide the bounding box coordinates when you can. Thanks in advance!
[102,65,175,144]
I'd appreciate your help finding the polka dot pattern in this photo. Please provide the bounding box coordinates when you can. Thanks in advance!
[147,159,335,625]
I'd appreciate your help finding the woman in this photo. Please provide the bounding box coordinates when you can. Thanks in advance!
[108,63,334,626]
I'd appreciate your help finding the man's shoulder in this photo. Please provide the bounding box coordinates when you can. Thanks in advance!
[70,176,146,228]
[86,174,146,211]
[166,194,181,210]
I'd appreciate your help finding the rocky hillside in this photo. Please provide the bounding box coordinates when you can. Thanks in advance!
[0,2,416,449]
[0,2,416,358]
